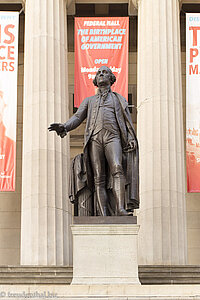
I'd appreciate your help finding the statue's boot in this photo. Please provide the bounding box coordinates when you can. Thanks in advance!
[96,182,108,216]
[118,206,129,216]
[113,174,129,216]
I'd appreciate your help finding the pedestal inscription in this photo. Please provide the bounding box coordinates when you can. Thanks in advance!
[71,217,140,285]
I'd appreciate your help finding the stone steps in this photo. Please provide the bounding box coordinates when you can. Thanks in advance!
[0,265,200,285]
[139,265,200,285]
[0,266,73,284]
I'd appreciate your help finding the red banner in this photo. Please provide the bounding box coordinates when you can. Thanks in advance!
[186,14,200,192]
[74,17,129,107]
[0,12,19,191]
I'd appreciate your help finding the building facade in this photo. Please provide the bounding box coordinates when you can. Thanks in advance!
[0,0,199,271]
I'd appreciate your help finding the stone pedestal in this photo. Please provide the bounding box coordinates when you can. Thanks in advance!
[71,217,140,285]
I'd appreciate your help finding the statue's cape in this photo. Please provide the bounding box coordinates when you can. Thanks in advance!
[113,92,139,209]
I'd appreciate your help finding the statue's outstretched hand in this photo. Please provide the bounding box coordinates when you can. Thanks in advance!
[48,123,67,138]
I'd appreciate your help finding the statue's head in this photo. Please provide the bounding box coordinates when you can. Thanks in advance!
[93,66,116,87]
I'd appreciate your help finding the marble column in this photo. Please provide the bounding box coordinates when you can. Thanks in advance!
[136,0,187,264]
[20,0,72,265]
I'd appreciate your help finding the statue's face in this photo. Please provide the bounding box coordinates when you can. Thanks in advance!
[96,66,111,87]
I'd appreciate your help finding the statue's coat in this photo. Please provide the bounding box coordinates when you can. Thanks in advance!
[64,92,139,210]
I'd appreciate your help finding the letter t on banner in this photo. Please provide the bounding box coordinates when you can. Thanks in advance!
[74,17,129,107]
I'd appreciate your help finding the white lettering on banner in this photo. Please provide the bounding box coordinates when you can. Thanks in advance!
[106,20,120,26]
[81,43,122,50]
[83,20,120,26]
[84,21,106,26]
[94,59,108,64]
[89,36,122,42]
[74,17,129,107]
[81,66,121,74]
[89,29,126,35]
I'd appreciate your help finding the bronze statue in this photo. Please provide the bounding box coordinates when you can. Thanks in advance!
[48,66,139,216]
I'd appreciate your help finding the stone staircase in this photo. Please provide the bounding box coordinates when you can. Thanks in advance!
[139,265,200,284]
[0,265,200,285]
[0,266,73,284]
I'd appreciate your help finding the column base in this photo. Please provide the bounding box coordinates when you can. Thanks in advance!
[71,217,140,285]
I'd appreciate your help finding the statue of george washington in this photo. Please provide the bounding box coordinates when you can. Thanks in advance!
[48,66,139,216]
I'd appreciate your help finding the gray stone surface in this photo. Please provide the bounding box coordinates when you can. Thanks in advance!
[73,216,137,224]
[71,224,140,285]
[0,266,72,284]
[0,283,199,300]
[1,266,200,285]
[139,265,200,285]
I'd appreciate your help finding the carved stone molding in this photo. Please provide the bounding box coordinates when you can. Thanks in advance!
[132,0,182,10]
[22,0,25,11]
[179,0,183,10]
[131,0,139,9]
[67,0,75,15]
